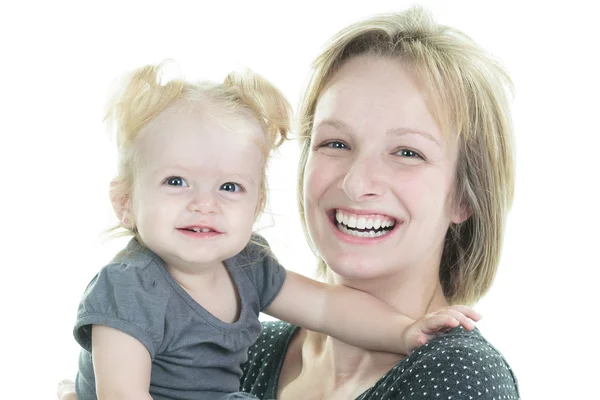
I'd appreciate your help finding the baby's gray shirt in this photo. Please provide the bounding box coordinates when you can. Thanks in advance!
[73,235,286,400]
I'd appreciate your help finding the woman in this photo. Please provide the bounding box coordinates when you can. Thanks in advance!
[59,5,518,400]
[239,5,518,400]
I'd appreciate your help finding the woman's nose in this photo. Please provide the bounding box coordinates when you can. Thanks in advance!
[341,153,386,202]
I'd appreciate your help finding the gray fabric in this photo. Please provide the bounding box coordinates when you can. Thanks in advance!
[74,235,285,400]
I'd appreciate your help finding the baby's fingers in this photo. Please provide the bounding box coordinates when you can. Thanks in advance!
[57,379,76,400]
[420,314,460,335]
[437,308,477,330]
[446,305,482,322]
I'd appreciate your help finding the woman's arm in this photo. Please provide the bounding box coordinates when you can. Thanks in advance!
[91,325,153,400]
[265,271,479,354]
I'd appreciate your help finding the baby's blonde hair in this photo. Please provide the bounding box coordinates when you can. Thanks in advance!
[297,6,514,305]
[107,61,291,237]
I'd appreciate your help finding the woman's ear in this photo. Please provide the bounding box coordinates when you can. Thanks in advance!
[109,178,134,228]
[451,200,472,225]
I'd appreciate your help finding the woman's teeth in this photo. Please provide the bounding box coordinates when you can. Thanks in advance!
[334,210,396,237]
[338,224,389,237]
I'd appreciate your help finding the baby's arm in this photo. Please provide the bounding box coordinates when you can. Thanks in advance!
[264,271,479,355]
[91,325,153,400]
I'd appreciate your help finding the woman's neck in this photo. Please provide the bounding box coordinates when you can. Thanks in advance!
[331,261,449,319]
[305,329,403,380]
[310,266,449,380]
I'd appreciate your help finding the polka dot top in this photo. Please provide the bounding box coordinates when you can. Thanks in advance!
[240,321,519,399]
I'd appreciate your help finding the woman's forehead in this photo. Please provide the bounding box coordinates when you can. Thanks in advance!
[314,56,444,142]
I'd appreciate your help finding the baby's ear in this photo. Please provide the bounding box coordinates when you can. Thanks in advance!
[254,180,267,218]
[109,178,134,228]
[255,192,266,219]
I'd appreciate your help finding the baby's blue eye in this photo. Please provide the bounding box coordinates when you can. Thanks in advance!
[165,177,188,187]
[220,182,242,192]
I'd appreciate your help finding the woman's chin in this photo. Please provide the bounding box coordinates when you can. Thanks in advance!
[324,254,393,281]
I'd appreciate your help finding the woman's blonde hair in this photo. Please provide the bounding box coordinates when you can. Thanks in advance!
[297,6,515,305]
[107,60,291,239]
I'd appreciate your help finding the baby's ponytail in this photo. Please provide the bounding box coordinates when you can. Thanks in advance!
[223,69,291,152]
[106,61,184,150]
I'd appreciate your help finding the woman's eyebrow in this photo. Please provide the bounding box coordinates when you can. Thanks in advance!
[314,118,353,133]
[387,127,440,146]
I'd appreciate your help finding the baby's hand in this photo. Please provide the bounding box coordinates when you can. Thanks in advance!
[57,379,77,400]
[401,305,481,354]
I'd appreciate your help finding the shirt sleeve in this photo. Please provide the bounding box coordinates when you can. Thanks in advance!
[73,261,168,358]
[237,234,287,311]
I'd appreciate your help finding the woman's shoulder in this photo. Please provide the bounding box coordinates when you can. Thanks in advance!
[240,321,296,397]
[362,326,520,399]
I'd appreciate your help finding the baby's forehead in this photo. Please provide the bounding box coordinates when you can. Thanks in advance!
[136,109,265,174]
[145,101,266,145]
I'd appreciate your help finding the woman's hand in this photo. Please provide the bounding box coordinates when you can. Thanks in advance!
[401,305,482,354]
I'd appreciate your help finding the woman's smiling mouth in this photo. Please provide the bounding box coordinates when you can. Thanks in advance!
[331,209,401,238]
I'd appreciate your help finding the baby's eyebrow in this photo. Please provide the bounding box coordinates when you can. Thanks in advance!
[229,173,257,186]
[150,165,188,176]
[149,167,258,186]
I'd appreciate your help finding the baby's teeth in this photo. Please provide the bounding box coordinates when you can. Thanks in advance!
[191,227,211,232]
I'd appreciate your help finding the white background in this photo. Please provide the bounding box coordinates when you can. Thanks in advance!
[1,1,598,398]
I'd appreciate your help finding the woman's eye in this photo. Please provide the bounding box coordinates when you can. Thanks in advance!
[397,149,423,159]
[165,177,188,187]
[220,182,243,192]
[325,141,347,149]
